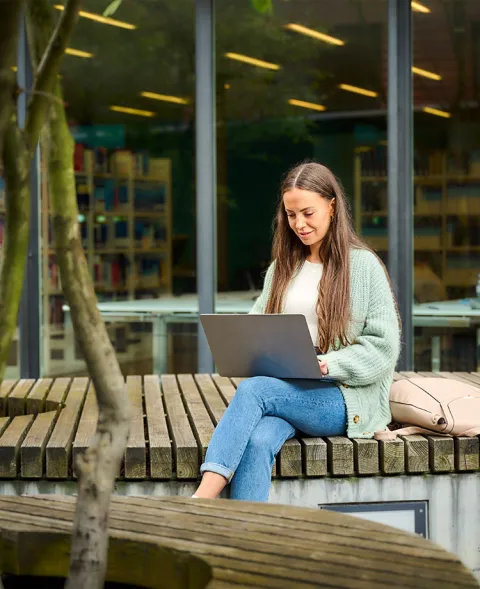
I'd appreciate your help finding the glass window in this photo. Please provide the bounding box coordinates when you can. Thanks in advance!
[413,0,480,371]
[42,0,195,376]
[216,1,388,284]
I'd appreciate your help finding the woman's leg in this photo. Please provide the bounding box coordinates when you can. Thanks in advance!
[230,416,295,502]
[194,376,346,498]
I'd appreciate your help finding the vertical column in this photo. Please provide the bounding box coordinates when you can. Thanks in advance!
[196,0,216,373]
[388,0,413,370]
[17,16,42,378]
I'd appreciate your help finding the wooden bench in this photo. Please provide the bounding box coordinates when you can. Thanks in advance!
[0,371,479,481]
[0,494,477,588]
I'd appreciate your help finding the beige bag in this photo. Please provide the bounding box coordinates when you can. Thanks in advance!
[375,378,480,441]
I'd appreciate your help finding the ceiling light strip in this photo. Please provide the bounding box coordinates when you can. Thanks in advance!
[141,92,189,105]
[423,106,451,118]
[54,5,136,30]
[110,106,155,117]
[288,99,326,112]
[412,66,441,81]
[338,83,378,98]
[411,2,430,13]
[224,52,280,71]
[285,23,344,46]
[65,48,93,58]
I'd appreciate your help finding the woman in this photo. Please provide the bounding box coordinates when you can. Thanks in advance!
[192,161,401,502]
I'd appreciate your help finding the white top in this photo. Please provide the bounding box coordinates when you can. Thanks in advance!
[283,260,323,345]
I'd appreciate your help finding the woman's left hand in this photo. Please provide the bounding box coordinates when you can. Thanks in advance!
[319,360,329,376]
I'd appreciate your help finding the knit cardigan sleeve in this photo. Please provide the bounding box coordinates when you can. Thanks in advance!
[249,262,275,314]
[318,255,401,386]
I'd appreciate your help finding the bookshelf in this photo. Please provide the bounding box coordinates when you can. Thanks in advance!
[354,146,480,297]
[42,147,173,375]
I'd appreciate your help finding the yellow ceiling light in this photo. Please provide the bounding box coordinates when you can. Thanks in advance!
[411,1,431,13]
[338,83,378,98]
[65,48,93,58]
[285,23,344,46]
[288,99,326,112]
[110,105,155,117]
[11,66,17,72]
[224,52,280,71]
[423,106,451,118]
[224,83,231,90]
[140,91,189,105]
[412,66,441,81]
[54,5,136,30]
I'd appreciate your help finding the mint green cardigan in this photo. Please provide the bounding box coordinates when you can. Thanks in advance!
[250,248,401,439]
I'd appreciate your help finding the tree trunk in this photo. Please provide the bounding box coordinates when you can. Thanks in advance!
[0,1,25,384]
[26,3,132,588]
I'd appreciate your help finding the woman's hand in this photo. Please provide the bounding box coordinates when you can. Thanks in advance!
[318,360,329,376]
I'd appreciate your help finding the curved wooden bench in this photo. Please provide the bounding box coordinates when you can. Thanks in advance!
[0,371,479,480]
[0,495,477,588]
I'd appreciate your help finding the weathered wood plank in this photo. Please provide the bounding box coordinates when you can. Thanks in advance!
[7,379,36,417]
[392,372,404,381]
[45,378,71,412]
[399,372,419,379]
[0,415,35,477]
[278,438,302,477]
[46,378,89,479]
[326,437,354,475]
[125,376,146,480]
[144,375,172,480]
[161,375,198,479]
[177,374,215,463]
[72,382,98,477]
[353,439,379,475]
[415,372,443,378]
[0,380,17,417]
[379,439,405,474]
[211,374,236,404]
[20,411,57,478]
[195,374,228,424]
[402,435,429,473]
[428,436,454,473]
[454,437,479,471]
[454,372,480,387]
[300,437,327,476]
[437,372,475,386]
[25,379,54,414]
[230,377,246,388]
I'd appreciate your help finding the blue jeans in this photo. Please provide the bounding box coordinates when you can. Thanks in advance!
[200,376,347,502]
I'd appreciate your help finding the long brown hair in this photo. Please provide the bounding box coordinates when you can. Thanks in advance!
[265,161,372,353]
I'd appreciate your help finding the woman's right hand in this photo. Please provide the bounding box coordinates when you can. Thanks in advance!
[319,360,329,376]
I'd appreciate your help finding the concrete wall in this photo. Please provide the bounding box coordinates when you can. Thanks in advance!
[1,473,479,580]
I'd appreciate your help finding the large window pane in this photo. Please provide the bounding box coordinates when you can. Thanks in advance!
[413,0,480,371]
[216,1,388,286]
[42,0,196,376]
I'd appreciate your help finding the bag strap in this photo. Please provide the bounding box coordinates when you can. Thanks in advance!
[374,425,480,441]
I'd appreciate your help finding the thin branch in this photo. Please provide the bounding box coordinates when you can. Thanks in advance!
[24,0,81,153]
[0,0,22,157]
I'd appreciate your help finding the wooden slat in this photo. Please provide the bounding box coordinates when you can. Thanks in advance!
[178,374,215,463]
[125,376,146,480]
[415,372,443,378]
[379,439,405,474]
[46,378,88,479]
[161,375,198,479]
[194,374,228,424]
[437,372,475,385]
[144,375,172,479]
[278,438,302,477]
[0,415,34,477]
[45,378,71,412]
[353,439,379,475]
[72,382,98,477]
[25,379,54,414]
[454,372,480,387]
[402,435,429,473]
[428,436,454,473]
[230,377,246,388]
[0,418,11,437]
[7,379,35,417]
[399,372,419,379]
[454,437,479,471]
[392,372,404,381]
[326,437,354,475]
[211,374,236,404]
[0,380,17,417]
[300,437,327,476]
[20,411,58,478]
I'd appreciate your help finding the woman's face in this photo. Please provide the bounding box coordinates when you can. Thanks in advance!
[283,188,334,251]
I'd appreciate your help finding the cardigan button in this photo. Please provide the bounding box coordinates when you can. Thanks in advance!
[353,415,360,424]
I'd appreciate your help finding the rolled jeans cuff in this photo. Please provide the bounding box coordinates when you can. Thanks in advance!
[200,461,233,483]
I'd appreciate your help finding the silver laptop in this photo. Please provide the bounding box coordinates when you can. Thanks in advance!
[200,314,327,379]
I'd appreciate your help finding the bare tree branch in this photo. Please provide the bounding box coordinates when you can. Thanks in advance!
[0,0,22,160]
[0,114,30,383]
[24,0,80,153]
